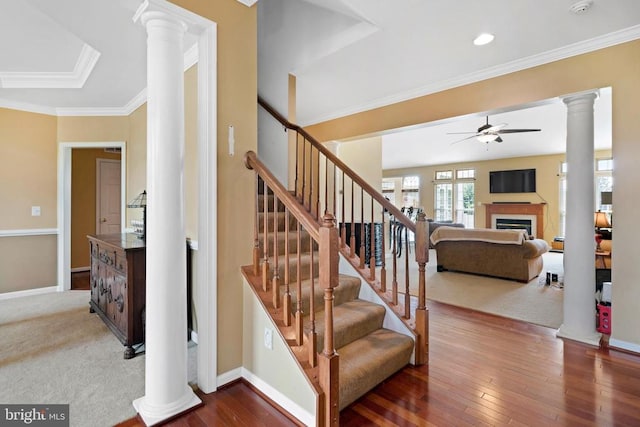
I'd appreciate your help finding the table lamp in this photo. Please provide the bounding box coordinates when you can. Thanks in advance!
[127,190,147,239]
[594,211,610,251]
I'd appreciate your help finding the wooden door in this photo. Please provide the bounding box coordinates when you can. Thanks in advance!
[97,159,121,234]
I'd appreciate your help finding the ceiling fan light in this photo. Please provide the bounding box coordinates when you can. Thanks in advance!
[473,33,495,46]
[478,134,499,143]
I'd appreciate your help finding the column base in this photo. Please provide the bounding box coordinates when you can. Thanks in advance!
[133,386,202,426]
[556,324,601,347]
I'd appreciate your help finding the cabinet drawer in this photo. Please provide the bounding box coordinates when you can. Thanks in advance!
[98,246,127,275]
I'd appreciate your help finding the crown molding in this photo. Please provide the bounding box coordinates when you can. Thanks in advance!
[0,98,57,116]
[301,24,640,126]
[0,44,100,89]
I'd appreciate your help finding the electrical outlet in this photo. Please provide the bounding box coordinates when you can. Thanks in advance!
[264,327,273,350]
[31,206,41,216]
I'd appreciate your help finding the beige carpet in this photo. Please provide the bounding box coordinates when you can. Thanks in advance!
[0,291,196,427]
[387,250,564,329]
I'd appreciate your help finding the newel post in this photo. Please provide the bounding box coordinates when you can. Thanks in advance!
[318,214,339,426]
[414,212,429,365]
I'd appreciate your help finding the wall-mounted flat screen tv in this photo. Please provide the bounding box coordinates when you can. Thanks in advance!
[490,168,536,193]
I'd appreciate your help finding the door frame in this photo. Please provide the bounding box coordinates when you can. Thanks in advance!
[57,142,127,292]
[96,158,122,234]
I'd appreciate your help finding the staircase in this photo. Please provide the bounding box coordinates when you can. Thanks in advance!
[256,191,414,411]
[242,98,430,426]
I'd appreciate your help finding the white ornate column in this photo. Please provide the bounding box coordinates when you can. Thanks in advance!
[133,4,201,425]
[557,91,601,346]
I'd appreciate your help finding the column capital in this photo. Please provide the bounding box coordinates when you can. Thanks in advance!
[134,1,188,34]
[561,89,599,106]
[133,0,212,34]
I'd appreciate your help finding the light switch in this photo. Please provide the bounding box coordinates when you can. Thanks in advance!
[228,125,235,156]
[264,327,273,350]
[31,206,41,216]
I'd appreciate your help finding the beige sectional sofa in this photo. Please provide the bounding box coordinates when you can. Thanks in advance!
[430,227,550,282]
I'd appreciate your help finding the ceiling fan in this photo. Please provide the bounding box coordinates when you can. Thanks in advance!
[448,116,541,144]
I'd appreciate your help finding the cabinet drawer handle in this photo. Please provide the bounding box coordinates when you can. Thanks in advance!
[115,294,124,313]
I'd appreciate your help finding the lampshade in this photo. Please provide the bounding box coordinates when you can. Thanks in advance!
[127,190,147,208]
[594,211,611,229]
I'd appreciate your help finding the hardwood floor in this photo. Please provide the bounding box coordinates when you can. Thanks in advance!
[118,301,640,426]
[115,380,301,427]
[71,270,90,290]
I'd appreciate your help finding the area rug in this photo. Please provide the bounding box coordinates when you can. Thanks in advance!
[0,291,196,427]
[388,250,564,329]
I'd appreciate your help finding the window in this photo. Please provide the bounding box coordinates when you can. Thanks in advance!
[401,176,420,208]
[434,169,475,226]
[558,163,567,237]
[456,169,475,179]
[596,158,613,216]
[382,179,396,206]
[455,169,475,227]
[435,170,453,180]
[558,158,612,236]
[455,182,475,227]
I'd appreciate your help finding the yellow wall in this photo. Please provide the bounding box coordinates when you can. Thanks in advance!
[0,108,57,229]
[184,65,198,239]
[307,40,640,350]
[0,109,57,293]
[71,148,121,269]
[126,104,147,227]
[171,0,257,374]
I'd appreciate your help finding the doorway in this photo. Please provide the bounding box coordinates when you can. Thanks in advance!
[57,142,126,292]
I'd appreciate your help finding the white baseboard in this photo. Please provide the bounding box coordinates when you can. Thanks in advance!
[71,267,90,273]
[0,286,58,300]
[609,337,640,354]
[217,367,242,387]
[240,368,313,426]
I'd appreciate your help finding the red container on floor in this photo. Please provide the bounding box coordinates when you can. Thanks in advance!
[597,304,611,334]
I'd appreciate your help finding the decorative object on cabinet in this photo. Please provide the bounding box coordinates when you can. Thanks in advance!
[127,190,147,239]
[88,233,146,359]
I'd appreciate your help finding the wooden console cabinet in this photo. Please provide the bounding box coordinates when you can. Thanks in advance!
[88,233,146,359]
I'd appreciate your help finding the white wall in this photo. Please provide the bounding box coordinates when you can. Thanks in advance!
[257,105,289,185]
[242,279,316,425]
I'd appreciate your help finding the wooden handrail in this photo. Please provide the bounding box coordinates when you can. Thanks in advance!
[244,151,320,242]
[258,97,416,232]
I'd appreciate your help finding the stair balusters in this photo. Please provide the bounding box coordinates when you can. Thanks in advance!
[283,208,292,326]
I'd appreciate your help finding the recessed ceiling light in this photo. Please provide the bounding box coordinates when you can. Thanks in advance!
[473,33,495,46]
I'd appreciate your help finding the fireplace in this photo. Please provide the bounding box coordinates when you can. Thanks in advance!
[485,203,545,239]
[494,216,535,236]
